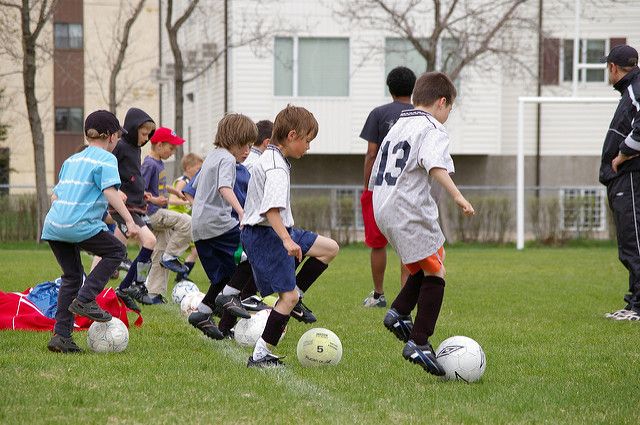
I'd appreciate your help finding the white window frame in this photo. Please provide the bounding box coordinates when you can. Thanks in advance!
[560,38,608,84]
[559,187,607,232]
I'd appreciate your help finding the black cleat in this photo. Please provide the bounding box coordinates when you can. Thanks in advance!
[241,295,271,312]
[138,294,167,305]
[188,311,224,340]
[125,282,148,302]
[115,288,141,312]
[247,354,284,368]
[47,334,82,353]
[383,308,413,342]
[291,299,316,323]
[118,258,132,272]
[402,340,446,376]
[68,298,112,322]
[215,293,251,319]
[160,258,188,274]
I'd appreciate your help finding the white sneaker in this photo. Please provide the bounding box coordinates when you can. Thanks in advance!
[605,309,631,319]
[614,310,640,321]
[363,291,387,307]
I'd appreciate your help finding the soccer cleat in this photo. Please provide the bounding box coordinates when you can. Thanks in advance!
[188,311,224,340]
[47,334,82,353]
[118,258,132,272]
[614,310,640,321]
[110,269,120,280]
[68,298,112,322]
[138,293,167,305]
[247,353,284,368]
[383,308,413,342]
[115,288,141,312]
[605,308,631,319]
[363,291,387,308]
[160,257,188,274]
[125,282,148,302]
[291,299,317,323]
[215,293,251,319]
[220,327,235,340]
[402,340,446,376]
[241,295,271,312]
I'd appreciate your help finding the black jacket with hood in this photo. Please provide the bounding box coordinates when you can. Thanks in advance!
[112,108,155,210]
[600,67,640,186]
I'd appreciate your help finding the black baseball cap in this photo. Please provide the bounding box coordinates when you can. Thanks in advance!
[599,44,638,67]
[84,110,127,136]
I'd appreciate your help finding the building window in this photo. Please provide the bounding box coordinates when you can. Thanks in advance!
[54,23,83,49]
[560,188,606,232]
[562,39,606,83]
[0,147,8,195]
[55,107,83,133]
[274,37,350,97]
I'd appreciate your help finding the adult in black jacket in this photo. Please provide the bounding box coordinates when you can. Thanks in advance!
[600,44,640,321]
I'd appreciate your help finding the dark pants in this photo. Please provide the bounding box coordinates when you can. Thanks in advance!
[607,171,640,312]
[47,231,127,337]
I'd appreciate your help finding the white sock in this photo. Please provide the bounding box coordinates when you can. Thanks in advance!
[296,285,304,298]
[222,285,241,296]
[252,337,272,361]
[197,302,213,314]
[162,253,177,262]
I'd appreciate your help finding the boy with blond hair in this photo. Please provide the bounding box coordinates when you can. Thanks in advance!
[42,110,140,353]
[242,105,340,367]
[374,72,475,376]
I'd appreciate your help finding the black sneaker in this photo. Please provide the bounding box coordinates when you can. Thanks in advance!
[247,353,284,368]
[125,283,148,302]
[291,299,317,323]
[188,311,224,340]
[241,295,271,312]
[160,257,188,274]
[402,340,446,376]
[138,294,167,305]
[115,288,141,312]
[383,308,413,342]
[215,293,251,319]
[47,334,82,353]
[220,327,235,339]
[118,258,132,272]
[68,298,112,322]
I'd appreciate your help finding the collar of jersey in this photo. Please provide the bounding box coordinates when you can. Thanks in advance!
[267,144,291,168]
[399,109,433,119]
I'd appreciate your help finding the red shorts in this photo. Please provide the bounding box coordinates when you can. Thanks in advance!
[405,246,445,275]
[360,190,388,249]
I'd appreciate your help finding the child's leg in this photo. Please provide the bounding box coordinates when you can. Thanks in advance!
[145,228,169,297]
[161,210,192,262]
[252,289,298,360]
[79,232,127,303]
[295,233,339,294]
[48,241,84,338]
[390,271,424,315]
[194,235,237,314]
[216,260,252,318]
[118,225,155,290]
[409,274,445,345]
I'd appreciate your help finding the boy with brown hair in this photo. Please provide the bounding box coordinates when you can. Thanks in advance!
[42,110,140,353]
[241,105,340,367]
[187,113,258,339]
[243,119,273,171]
[373,72,475,376]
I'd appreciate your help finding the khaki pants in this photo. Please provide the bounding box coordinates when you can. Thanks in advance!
[146,209,192,295]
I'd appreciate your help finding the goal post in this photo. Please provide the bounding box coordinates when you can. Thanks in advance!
[516,96,619,249]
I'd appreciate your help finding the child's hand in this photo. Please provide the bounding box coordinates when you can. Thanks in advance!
[119,190,127,202]
[455,195,475,216]
[153,195,168,207]
[283,237,302,261]
[125,221,140,238]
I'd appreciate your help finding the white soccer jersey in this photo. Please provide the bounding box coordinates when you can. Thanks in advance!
[243,147,262,172]
[369,109,454,264]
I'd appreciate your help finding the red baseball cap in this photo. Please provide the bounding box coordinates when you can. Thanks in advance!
[150,127,185,145]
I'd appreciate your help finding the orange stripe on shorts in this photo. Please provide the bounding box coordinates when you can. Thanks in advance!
[405,246,444,275]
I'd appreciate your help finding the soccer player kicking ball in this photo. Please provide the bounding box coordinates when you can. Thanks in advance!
[371,72,475,376]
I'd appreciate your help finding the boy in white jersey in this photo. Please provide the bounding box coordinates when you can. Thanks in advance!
[242,105,339,367]
[371,72,475,376]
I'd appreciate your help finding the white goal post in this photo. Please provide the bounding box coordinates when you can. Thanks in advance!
[516,96,619,249]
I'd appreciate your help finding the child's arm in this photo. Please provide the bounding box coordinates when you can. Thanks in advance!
[168,180,189,205]
[265,208,302,261]
[104,187,140,237]
[167,186,187,200]
[429,168,475,216]
[144,191,169,207]
[219,187,244,223]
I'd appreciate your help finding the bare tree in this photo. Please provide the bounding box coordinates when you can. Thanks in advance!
[0,0,58,241]
[335,0,533,80]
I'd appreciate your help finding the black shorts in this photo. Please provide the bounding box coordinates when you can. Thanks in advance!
[111,211,151,236]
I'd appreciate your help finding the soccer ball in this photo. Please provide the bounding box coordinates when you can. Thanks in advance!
[435,336,486,382]
[87,317,129,353]
[296,327,342,367]
[234,309,286,347]
[171,279,199,304]
[180,291,205,317]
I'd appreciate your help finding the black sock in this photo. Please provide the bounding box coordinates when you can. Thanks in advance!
[296,257,328,293]
[228,262,253,291]
[218,310,237,334]
[391,271,424,315]
[410,275,445,346]
[261,309,290,346]
[373,291,383,299]
[201,279,226,309]
[240,274,257,299]
[119,247,153,289]
[184,261,195,274]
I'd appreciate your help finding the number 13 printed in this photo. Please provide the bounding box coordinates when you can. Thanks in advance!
[374,140,411,186]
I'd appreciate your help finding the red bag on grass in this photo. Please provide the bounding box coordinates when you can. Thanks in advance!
[0,287,142,331]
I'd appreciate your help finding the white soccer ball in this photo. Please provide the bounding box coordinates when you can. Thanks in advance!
[234,309,286,347]
[180,291,205,317]
[87,317,129,353]
[171,279,199,304]
[296,327,342,367]
[435,335,486,382]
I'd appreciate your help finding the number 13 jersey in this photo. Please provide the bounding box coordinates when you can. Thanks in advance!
[368,109,455,264]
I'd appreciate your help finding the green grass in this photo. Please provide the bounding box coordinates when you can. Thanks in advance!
[0,244,638,424]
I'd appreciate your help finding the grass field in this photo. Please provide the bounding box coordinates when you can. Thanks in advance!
[1,243,639,424]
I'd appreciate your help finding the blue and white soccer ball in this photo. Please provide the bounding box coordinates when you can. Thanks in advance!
[435,335,486,382]
[171,279,199,304]
[87,317,129,353]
